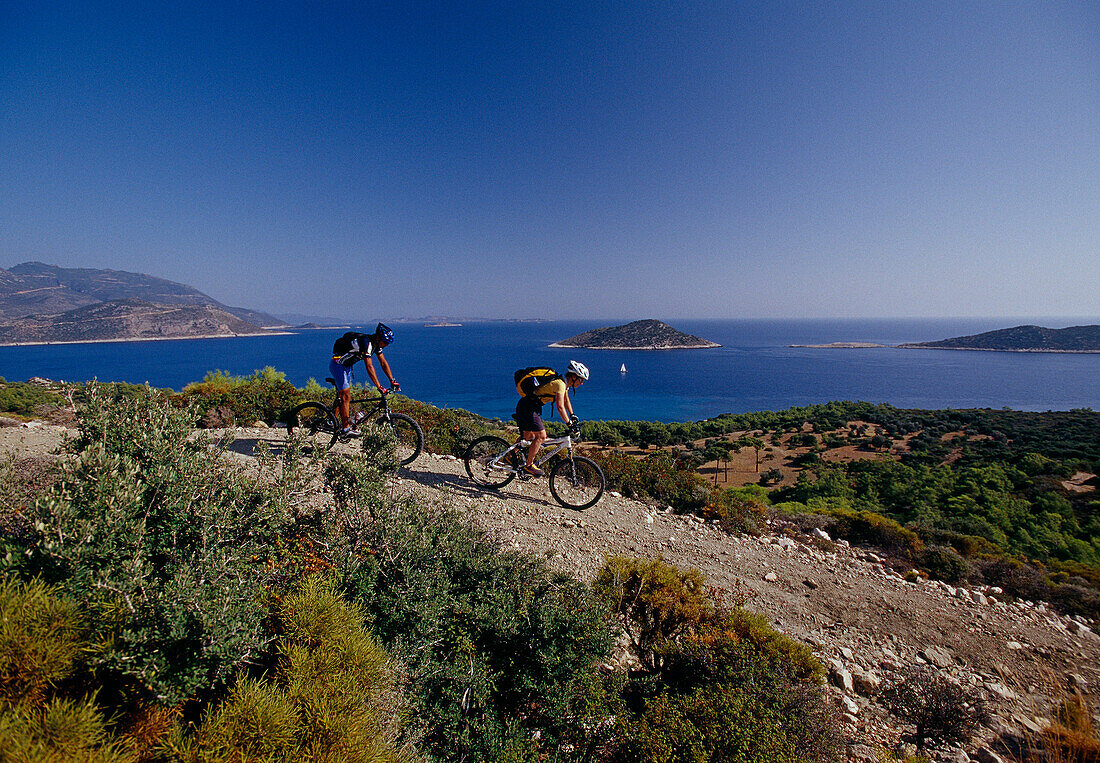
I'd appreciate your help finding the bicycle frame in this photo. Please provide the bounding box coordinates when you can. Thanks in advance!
[325,379,397,425]
[488,433,577,472]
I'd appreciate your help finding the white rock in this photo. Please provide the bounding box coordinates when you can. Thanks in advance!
[764,572,778,582]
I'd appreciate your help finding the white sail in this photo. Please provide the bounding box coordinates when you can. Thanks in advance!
[620,363,627,373]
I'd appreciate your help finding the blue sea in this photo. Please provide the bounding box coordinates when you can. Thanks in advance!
[1,318,1097,423]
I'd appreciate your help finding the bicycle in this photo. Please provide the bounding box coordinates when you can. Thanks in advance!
[463,430,606,510]
[284,379,424,466]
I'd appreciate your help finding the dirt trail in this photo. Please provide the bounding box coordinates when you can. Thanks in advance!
[5,421,1099,758]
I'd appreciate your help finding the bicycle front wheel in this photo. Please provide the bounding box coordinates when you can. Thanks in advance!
[285,402,338,453]
[463,436,515,488]
[549,456,605,510]
[374,413,424,466]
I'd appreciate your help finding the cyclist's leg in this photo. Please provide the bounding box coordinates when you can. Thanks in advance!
[515,397,545,471]
[330,359,353,428]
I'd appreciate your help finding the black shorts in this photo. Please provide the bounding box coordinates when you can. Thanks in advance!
[514,396,544,433]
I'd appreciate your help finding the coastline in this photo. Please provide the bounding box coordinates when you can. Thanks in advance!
[897,345,1100,354]
[0,330,295,348]
[548,342,721,350]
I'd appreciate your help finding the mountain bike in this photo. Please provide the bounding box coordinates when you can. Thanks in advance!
[463,431,606,510]
[284,379,424,465]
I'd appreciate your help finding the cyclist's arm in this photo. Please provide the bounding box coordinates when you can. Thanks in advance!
[363,357,385,391]
[375,353,398,389]
[553,391,572,423]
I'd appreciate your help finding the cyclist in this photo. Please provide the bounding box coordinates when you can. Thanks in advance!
[514,360,588,476]
[330,323,399,437]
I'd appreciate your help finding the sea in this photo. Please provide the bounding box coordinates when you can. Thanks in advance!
[1,318,1097,423]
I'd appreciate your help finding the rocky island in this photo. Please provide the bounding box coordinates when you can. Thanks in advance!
[898,324,1100,353]
[550,319,720,350]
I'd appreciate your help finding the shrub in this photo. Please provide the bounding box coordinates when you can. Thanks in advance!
[20,385,294,703]
[819,508,924,560]
[0,696,137,762]
[879,666,988,750]
[390,396,500,456]
[590,450,711,512]
[701,487,768,535]
[0,578,85,709]
[182,367,304,426]
[595,556,711,671]
[612,684,801,763]
[917,545,973,584]
[175,576,407,762]
[337,491,612,761]
[603,558,840,763]
[0,382,64,418]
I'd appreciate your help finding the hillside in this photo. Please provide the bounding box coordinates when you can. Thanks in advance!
[550,319,720,349]
[0,261,283,328]
[899,324,1100,352]
[4,415,1097,760]
[0,299,276,345]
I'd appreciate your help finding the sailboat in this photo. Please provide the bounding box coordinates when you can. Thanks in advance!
[620,363,627,374]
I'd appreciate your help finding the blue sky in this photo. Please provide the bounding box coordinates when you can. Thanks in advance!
[2,1,1098,321]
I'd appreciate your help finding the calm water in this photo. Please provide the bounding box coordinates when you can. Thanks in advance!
[1,318,1097,423]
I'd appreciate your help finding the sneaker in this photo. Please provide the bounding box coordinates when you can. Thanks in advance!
[339,427,362,439]
[523,464,545,477]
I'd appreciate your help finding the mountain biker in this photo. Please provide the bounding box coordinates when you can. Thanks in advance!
[514,360,588,476]
[330,323,399,437]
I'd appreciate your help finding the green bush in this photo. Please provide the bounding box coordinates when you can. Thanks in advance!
[590,450,711,512]
[336,491,612,761]
[701,486,769,535]
[181,367,304,426]
[595,556,711,671]
[0,578,85,709]
[917,545,973,584]
[600,558,840,763]
[0,695,137,763]
[19,385,295,703]
[390,396,501,456]
[818,508,924,561]
[0,382,63,418]
[175,576,407,763]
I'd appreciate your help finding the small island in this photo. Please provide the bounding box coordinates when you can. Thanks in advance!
[898,324,1100,353]
[550,319,720,350]
[789,342,885,349]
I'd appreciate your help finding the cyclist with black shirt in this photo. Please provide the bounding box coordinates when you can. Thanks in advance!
[330,323,399,436]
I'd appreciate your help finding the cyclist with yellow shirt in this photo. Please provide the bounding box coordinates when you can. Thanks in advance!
[514,360,589,476]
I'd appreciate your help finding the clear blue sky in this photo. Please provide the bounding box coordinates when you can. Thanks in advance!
[2,1,1098,321]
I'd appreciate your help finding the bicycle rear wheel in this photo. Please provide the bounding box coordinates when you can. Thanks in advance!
[463,436,516,488]
[285,402,338,454]
[549,456,605,510]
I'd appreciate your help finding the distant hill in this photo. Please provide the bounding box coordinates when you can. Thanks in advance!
[0,299,278,345]
[899,324,1100,353]
[0,262,284,328]
[550,319,720,350]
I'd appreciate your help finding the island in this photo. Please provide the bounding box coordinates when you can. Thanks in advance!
[898,325,1100,353]
[789,342,885,349]
[550,319,720,350]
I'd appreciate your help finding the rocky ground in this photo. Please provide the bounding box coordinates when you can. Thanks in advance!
[4,419,1099,762]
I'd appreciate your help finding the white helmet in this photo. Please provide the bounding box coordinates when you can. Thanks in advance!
[567,360,590,381]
